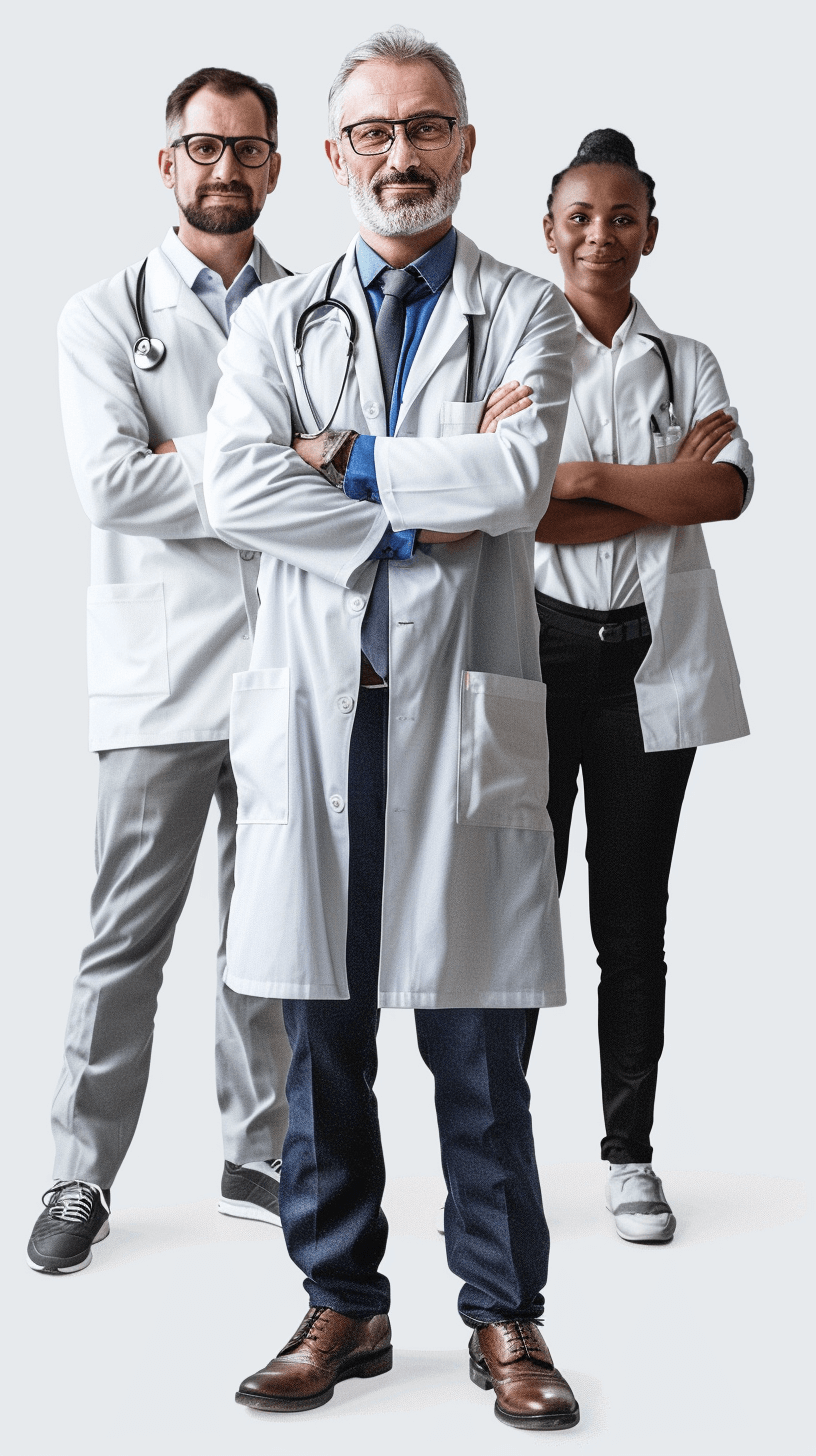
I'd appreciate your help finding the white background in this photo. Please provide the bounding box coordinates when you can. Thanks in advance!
[0,1,811,1452]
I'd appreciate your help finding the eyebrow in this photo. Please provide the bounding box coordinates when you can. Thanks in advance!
[346,109,451,125]
[565,200,638,210]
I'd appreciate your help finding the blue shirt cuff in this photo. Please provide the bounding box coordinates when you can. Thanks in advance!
[343,434,380,503]
[370,527,417,561]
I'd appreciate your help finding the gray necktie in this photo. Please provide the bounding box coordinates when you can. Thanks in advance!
[361,268,416,680]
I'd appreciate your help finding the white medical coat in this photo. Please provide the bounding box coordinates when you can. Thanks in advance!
[204,232,575,1007]
[536,298,753,751]
[58,237,288,750]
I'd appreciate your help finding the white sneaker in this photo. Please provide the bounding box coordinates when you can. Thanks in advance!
[605,1163,676,1243]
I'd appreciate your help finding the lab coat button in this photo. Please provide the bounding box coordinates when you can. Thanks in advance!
[329,794,345,813]
[348,595,366,614]
[364,402,380,418]
[239,550,256,561]
[337,695,355,714]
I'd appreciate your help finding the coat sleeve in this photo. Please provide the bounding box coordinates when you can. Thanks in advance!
[58,294,214,539]
[373,286,576,535]
[203,298,391,589]
[692,341,754,513]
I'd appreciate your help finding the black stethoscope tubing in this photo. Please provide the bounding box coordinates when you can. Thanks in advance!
[639,332,678,428]
[295,256,477,436]
[132,259,167,371]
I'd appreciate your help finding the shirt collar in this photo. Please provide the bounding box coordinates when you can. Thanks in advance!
[161,226,261,291]
[355,226,457,293]
[570,296,638,351]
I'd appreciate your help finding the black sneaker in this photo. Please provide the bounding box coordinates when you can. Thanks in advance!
[27,1181,111,1274]
[218,1159,282,1226]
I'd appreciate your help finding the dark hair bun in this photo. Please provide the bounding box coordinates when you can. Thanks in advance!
[573,128,638,169]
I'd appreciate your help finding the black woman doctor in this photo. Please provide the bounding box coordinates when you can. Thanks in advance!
[528,129,752,1242]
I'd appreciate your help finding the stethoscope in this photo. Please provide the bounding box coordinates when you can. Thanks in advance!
[294,256,477,437]
[131,253,294,373]
[639,331,679,432]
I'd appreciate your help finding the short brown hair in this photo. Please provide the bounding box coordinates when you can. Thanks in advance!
[166,67,278,143]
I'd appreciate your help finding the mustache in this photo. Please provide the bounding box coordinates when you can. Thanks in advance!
[372,166,437,196]
[194,180,253,202]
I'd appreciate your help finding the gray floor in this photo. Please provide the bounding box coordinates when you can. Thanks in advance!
[5,1165,808,1455]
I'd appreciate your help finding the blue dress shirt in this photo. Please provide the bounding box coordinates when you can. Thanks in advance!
[344,229,458,560]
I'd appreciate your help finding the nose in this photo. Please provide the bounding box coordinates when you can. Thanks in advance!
[211,143,244,182]
[389,124,422,170]
[586,216,615,247]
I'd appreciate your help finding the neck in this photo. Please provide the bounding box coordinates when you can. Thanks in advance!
[565,286,632,349]
[175,218,256,289]
[359,216,452,267]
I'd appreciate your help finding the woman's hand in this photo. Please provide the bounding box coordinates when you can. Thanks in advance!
[674,410,735,463]
[479,381,532,434]
[550,462,598,500]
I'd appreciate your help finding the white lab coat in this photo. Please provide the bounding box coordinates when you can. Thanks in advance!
[204,232,575,1007]
[58,238,288,750]
[535,298,753,751]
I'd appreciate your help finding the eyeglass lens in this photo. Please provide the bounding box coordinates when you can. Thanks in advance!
[347,117,454,156]
[184,135,272,167]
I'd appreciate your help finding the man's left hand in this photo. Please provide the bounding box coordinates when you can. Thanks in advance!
[479,381,533,434]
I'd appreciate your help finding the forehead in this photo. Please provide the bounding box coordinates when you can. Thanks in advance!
[180,85,269,137]
[555,163,648,210]
[340,58,456,125]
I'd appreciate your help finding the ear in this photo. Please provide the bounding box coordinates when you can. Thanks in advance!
[542,214,558,254]
[642,215,659,256]
[158,146,175,191]
[266,151,282,196]
[326,137,349,187]
[459,124,476,177]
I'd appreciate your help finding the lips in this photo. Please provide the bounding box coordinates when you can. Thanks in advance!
[578,256,624,267]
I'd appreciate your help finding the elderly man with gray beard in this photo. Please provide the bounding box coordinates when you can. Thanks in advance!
[204,27,580,1432]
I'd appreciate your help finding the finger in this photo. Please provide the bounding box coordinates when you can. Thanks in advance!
[482,384,531,421]
[702,434,732,461]
[485,380,519,410]
[480,388,532,432]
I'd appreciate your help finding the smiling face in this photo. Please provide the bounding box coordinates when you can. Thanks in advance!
[159,85,280,236]
[543,164,658,307]
[326,58,475,241]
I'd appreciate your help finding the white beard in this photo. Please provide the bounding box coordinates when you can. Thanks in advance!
[346,165,462,238]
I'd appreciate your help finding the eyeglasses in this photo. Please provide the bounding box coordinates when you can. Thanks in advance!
[170,134,275,168]
[342,115,458,157]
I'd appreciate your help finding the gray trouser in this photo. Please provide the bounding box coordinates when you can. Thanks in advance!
[51,742,290,1187]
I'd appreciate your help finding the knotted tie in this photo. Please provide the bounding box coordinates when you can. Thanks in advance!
[361,267,417,680]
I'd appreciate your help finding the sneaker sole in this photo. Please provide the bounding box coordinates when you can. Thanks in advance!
[470,1359,580,1430]
[218,1198,282,1228]
[27,1219,110,1275]
[235,1345,393,1412]
[607,1208,676,1243]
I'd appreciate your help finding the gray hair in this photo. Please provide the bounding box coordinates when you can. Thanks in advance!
[328,24,468,139]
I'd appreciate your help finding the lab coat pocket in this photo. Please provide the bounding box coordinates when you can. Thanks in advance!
[659,569,742,736]
[230,668,290,825]
[457,671,549,831]
[439,400,486,437]
[87,582,169,697]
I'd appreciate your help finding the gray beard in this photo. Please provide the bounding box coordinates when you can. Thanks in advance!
[346,167,462,238]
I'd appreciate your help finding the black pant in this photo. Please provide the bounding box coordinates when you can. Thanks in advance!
[280,686,549,1326]
[525,596,695,1163]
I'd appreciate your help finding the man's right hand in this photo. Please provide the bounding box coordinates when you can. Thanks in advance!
[479,381,532,434]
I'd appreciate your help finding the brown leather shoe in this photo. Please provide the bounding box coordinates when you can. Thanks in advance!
[236,1306,393,1412]
[469,1321,580,1430]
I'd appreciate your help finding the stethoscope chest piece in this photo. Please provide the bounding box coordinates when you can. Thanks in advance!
[133,336,166,371]
[132,258,166,372]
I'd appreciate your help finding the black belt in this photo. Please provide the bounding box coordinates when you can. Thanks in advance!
[536,591,651,645]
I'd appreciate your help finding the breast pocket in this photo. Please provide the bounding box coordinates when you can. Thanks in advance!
[457,670,549,831]
[230,668,290,825]
[87,582,169,697]
[439,400,486,437]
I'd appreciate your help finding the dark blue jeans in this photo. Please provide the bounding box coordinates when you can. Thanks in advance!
[281,686,549,1326]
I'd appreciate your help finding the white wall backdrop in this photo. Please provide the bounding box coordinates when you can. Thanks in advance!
[0,0,810,1449]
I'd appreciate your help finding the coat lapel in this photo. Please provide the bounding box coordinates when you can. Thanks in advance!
[396,231,484,423]
[146,246,225,343]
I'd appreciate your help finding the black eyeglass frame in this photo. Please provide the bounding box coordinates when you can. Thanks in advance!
[170,134,277,168]
[341,114,459,156]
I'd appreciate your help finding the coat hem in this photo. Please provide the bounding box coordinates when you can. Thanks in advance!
[89,727,230,751]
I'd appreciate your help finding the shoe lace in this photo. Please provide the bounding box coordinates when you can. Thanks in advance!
[497,1319,545,1362]
[42,1180,109,1223]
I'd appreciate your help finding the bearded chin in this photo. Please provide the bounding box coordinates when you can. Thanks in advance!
[178,195,261,236]
[346,170,462,238]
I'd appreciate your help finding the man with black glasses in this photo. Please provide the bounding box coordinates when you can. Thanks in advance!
[27,67,292,1277]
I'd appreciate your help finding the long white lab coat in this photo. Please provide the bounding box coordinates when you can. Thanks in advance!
[58,237,288,750]
[204,232,575,1007]
[535,298,753,751]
